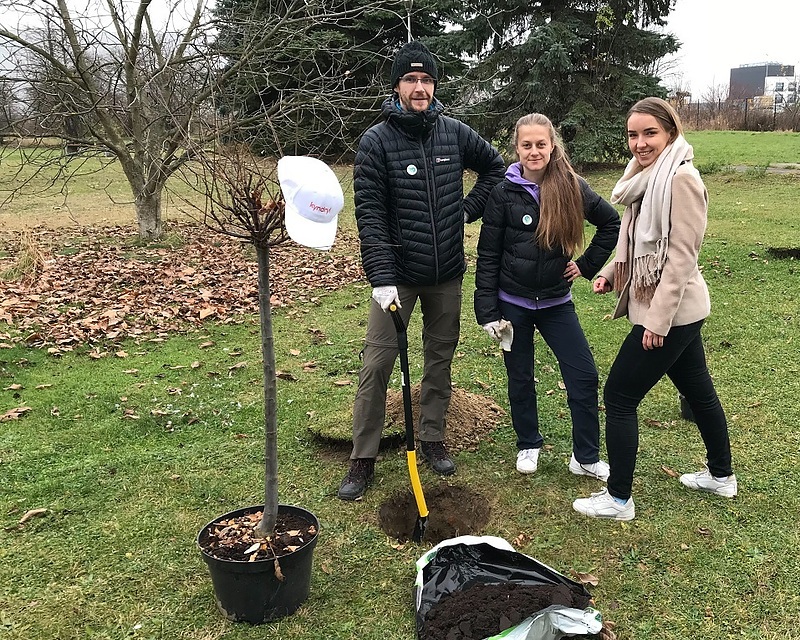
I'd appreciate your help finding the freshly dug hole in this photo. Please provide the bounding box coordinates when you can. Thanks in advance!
[378,484,490,544]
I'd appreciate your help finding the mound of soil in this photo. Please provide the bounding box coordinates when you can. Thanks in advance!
[422,582,591,640]
[308,383,506,454]
[386,384,506,454]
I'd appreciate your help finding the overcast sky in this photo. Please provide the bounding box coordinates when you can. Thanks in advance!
[661,0,800,97]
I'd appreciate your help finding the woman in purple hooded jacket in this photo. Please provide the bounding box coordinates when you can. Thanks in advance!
[475,113,619,479]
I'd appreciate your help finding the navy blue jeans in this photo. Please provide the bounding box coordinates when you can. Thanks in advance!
[604,320,733,500]
[500,300,602,463]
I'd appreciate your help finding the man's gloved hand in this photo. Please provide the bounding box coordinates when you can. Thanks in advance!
[482,320,503,342]
[372,286,401,312]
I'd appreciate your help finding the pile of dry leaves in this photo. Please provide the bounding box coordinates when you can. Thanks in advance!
[0,223,364,352]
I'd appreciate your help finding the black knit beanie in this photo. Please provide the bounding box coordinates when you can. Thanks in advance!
[390,41,438,89]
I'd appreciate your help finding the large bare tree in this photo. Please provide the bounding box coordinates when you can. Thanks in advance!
[0,0,388,239]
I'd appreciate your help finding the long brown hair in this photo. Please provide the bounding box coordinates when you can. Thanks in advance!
[627,97,684,143]
[512,113,584,256]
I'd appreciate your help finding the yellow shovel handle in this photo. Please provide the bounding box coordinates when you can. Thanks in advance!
[406,451,429,518]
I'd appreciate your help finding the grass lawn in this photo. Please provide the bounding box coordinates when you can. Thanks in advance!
[1,133,800,639]
[684,130,800,169]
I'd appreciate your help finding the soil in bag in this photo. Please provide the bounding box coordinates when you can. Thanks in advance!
[421,581,591,640]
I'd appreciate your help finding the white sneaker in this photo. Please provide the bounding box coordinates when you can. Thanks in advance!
[516,449,540,474]
[680,467,738,497]
[569,454,610,482]
[573,488,635,521]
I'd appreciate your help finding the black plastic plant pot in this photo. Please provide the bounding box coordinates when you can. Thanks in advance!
[197,504,319,624]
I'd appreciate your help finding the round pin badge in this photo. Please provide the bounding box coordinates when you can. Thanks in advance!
[522,214,533,225]
[406,164,418,176]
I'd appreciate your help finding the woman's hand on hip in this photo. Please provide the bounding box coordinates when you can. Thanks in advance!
[563,261,582,282]
[642,329,664,350]
[593,276,611,294]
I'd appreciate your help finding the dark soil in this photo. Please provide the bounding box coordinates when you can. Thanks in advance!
[766,246,800,260]
[378,484,491,544]
[199,509,317,562]
[422,582,591,640]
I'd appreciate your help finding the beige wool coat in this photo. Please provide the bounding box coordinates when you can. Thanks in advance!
[599,162,711,337]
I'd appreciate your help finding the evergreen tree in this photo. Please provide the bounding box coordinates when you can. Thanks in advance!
[439,0,678,163]
[213,0,452,159]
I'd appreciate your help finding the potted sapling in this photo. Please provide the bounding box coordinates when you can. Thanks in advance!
[192,148,343,623]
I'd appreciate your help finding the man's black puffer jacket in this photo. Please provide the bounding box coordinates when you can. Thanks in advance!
[474,176,620,325]
[354,97,504,287]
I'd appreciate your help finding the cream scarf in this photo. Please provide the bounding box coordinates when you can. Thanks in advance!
[610,135,693,302]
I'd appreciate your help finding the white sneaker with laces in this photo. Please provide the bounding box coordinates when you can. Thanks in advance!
[569,454,610,481]
[516,448,540,474]
[680,467,738,497]
[572,488,635,521]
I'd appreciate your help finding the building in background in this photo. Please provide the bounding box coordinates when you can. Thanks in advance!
[729,63,797,109]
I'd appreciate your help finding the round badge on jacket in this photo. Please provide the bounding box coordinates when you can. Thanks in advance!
[406,164,418,176]
[522,214,533,225]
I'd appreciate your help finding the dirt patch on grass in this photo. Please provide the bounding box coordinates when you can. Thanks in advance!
[766,246,800,259]
[310,384,506,453]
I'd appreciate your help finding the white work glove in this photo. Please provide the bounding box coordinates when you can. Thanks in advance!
[482,319,514,351]
[372,286,401,312]
[482,320,503,342]
[497,320,514,351]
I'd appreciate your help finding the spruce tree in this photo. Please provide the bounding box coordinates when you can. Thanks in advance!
[213,0,451,159]
[439,0,678,163]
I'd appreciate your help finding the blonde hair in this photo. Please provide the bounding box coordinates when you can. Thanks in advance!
[627,97,684,142]
[512,113,584,256]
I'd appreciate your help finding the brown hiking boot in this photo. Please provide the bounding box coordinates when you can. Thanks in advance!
[337,458,375,501]
[420,441,456,476]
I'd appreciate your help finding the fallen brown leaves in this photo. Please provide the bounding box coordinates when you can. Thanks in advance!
[1,406,32,421]
[570,569,600,587]
[19,507,48,525]
[0,223,364,352]
[202,509,318,563]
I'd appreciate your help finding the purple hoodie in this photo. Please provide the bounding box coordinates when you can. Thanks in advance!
[505,162,540,204]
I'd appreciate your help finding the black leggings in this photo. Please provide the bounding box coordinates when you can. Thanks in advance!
[604,320,733,500]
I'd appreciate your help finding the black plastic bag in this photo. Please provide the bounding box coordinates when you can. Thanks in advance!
[414,536,602,640]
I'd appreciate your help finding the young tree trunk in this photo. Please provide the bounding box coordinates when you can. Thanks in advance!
[135,189,163,240]
[254,244,279,537]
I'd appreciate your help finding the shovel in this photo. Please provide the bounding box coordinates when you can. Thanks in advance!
[389,304,429,543]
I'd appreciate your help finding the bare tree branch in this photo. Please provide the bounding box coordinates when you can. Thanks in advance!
[0,0,391,239]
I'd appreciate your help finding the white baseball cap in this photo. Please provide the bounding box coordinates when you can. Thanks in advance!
[277,156,344,251]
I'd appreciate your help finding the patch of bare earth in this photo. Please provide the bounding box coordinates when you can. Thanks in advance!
[385,384,506,454]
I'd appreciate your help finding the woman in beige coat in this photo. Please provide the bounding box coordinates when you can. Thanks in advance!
[572,97,736,521]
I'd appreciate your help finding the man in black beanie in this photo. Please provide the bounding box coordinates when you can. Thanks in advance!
[339,41,505,500]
